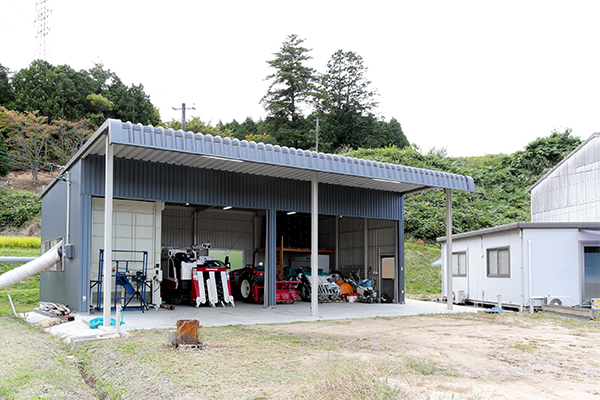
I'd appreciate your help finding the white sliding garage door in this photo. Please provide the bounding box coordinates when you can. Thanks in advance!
[90,197,163,308]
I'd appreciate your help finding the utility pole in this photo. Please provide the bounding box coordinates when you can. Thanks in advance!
[315,118,319,152]
[172,103,196,131]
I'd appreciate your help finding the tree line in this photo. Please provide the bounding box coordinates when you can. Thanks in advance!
[0,34,408,180]
[257,34,408,152]
[0,60,160,180]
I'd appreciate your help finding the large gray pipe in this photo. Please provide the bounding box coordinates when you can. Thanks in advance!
[0,257,36,263]
[0,241,62,290]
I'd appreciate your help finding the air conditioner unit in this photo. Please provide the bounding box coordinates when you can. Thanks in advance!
[452,289,466,304]
[544,296,571,307]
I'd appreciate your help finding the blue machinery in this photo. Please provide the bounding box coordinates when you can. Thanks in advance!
[91,249,150,312]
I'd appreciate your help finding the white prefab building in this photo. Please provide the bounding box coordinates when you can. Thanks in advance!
[439,132,600,309]
[439,222,600,309]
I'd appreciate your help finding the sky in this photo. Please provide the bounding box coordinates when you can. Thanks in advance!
[1,0,598,157]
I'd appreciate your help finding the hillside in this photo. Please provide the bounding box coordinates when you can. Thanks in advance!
[404,240,442,299]
[346,130,582,241]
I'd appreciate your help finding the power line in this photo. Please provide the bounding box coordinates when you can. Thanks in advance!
[0,150,57,168]
[0,151,60,174]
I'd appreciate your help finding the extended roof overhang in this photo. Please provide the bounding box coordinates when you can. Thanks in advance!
[44,119,475,197]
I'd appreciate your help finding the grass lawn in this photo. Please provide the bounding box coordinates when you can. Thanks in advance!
[0,247,42,316]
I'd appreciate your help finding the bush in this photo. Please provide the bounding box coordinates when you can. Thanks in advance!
[0,189,41,228]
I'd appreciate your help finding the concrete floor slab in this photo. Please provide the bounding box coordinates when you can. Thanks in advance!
[22,299,477,344]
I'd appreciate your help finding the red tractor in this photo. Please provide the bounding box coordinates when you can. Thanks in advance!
[229,263,301,304]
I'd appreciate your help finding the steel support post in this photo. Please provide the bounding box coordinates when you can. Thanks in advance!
[446,188,453,310]
[395,206,405,304]
[103,134,114,326]
[265,208,277,308]
[311,171,318,317]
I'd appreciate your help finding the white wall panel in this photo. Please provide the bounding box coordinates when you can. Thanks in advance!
[90,197,163,306]
[531,135,600,222]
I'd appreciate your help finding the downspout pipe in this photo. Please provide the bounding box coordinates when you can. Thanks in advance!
[66,171,71,244]
[528,239,533,313]
[364,218,368,281]
[520,229,524,313]
[335,217,339,271]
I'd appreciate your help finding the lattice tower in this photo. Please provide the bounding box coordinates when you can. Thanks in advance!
[34,0,52,60]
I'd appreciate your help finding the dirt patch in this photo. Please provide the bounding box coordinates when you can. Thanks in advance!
[268,313,600,399]
[3,312,600,399]
[1,170,53,194]
[0,215,41,237]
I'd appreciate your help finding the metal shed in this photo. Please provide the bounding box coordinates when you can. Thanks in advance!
[40,119,475,324]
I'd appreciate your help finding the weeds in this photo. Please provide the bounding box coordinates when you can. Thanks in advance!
[404,356,438,375]
[513,340,538,353]
[0,236,41,248]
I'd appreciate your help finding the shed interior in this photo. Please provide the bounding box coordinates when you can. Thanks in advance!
[88,198,398,311]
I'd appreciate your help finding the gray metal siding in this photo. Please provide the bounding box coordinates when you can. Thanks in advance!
[40,161,83,309]
[335,217,397,278]
[82,155,403,220]
[195,210,255,252]
[318,217,336,249]
[161,206,257,267]
[161,206,195,247]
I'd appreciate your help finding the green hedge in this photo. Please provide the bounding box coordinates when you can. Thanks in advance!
[0,189,41,228]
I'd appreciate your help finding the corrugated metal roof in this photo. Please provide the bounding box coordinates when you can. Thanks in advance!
[437,221,600,242]
[46,119,475,196]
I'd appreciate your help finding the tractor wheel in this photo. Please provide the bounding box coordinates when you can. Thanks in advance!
[240,275,253,303]
[299,283,311,302]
